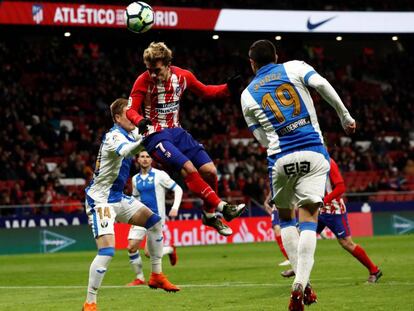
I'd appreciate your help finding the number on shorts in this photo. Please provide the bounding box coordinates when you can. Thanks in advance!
[97,207,111,219]
[261,83,301,123]
[283,161,310,176]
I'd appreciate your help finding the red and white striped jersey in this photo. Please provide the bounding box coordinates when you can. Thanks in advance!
[126,66,229,135]
[320,158,347,215]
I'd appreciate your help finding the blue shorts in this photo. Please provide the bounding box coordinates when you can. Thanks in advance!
[143,128,212,170]
[271,209,280,227]
[317,213,351,239]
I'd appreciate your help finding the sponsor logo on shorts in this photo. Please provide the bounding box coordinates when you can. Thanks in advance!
[283,161,311,176]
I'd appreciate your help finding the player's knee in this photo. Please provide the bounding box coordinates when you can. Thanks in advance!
[338,238,354,251]
[98,246,115,257]
[182,161,198,175]
[199,164,217,178]
[144,213,162,230]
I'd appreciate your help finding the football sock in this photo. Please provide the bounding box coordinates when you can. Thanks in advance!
[184,172,221,213]
[163,246,174,256]
[352,244,379,274]
[275,235,289,260]
[294,222,317,290]
[280,219,299,273]
[146,219,163,274]
[86,247,114,303]
[128,250,145,280]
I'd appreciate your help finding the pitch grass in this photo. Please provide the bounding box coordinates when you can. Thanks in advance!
[0,235,413,311]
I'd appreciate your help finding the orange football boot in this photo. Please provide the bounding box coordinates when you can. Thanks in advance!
[148,272,180,292]
[126,278,146,286]
[82,302,97,311]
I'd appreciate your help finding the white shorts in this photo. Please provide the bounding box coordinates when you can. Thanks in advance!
[128,225,147,241]
[269,150,330,209]
[85,195,146,238]
[128,221,169,245]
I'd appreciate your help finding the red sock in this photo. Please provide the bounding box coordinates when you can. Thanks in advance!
[203,174,219,212]
[184,172,221,213]
[275,235,289,260]
[351,245,379,274]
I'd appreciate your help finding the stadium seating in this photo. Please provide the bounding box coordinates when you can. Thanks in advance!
[1,26,413,215]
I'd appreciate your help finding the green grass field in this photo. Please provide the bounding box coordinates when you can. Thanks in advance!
[0,235,413,311]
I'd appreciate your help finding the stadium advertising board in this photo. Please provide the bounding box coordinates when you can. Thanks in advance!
[0,213,88,229]
[0,1,219,29]
[115,217,275,249]
[114,214,375,250]
[1,1,414,33]
[0,225,95,254]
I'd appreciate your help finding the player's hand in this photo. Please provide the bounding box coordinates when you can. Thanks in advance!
[138,118,152,134]
[344,121,356,135]
[131,127,143,142]
[168,209,178,218]
[226,74,242,102]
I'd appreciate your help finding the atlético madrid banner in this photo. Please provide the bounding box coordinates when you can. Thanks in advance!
[1,1,414,33]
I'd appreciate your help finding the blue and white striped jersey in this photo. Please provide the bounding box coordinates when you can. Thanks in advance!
[132,168,177,221]
[241,60,325,157]
[85,125,137,204]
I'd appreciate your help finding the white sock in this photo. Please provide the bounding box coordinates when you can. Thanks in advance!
[128,251,145,280]
[294,230,317,289]
[146,220,163,274]
[86,254,113,303]
[163,246,174,256]
[281,226,299,273]
[204,212,216,218]
[216,201,226,212]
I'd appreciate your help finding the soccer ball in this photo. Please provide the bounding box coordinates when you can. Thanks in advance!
[125,2,154,34]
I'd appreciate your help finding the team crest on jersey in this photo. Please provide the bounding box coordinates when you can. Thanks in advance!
[175,85,182,96]
[148,176,154,183]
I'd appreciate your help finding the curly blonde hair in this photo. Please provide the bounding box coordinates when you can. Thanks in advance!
[143,42,173,66]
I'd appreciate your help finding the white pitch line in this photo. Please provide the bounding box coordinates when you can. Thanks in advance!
[0,281,413,289]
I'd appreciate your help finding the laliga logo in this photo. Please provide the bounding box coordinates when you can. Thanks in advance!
[232,220,254,243]
[32,4,44,24]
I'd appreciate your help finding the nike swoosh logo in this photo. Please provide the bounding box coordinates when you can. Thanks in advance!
[156,237,164,242]
[307,16,337,30]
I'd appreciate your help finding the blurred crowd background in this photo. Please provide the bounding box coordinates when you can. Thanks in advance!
[1,0,413,215]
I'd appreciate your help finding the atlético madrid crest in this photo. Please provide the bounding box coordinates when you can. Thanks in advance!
[32,4,44,24]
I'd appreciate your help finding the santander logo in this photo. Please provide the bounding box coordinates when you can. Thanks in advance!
[232,220,254,243]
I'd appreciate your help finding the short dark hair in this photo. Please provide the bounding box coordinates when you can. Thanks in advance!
[110,98,128,122]
[248,40,277,69]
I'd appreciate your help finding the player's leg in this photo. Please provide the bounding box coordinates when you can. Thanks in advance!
[281,150,329,310]
[329,214,382,282]
[270,155,298,274]
[142,235,178,266]
[179,129,246,223]
[83,201,117,310]
[197,161,247,223]
[271,209,289,263]
[126,226,146,286]
[149,139,223,212]
[118,196,179,292]
[294,203,319,290]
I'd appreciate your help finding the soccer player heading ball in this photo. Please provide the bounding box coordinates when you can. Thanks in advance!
[126,42,246,236]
